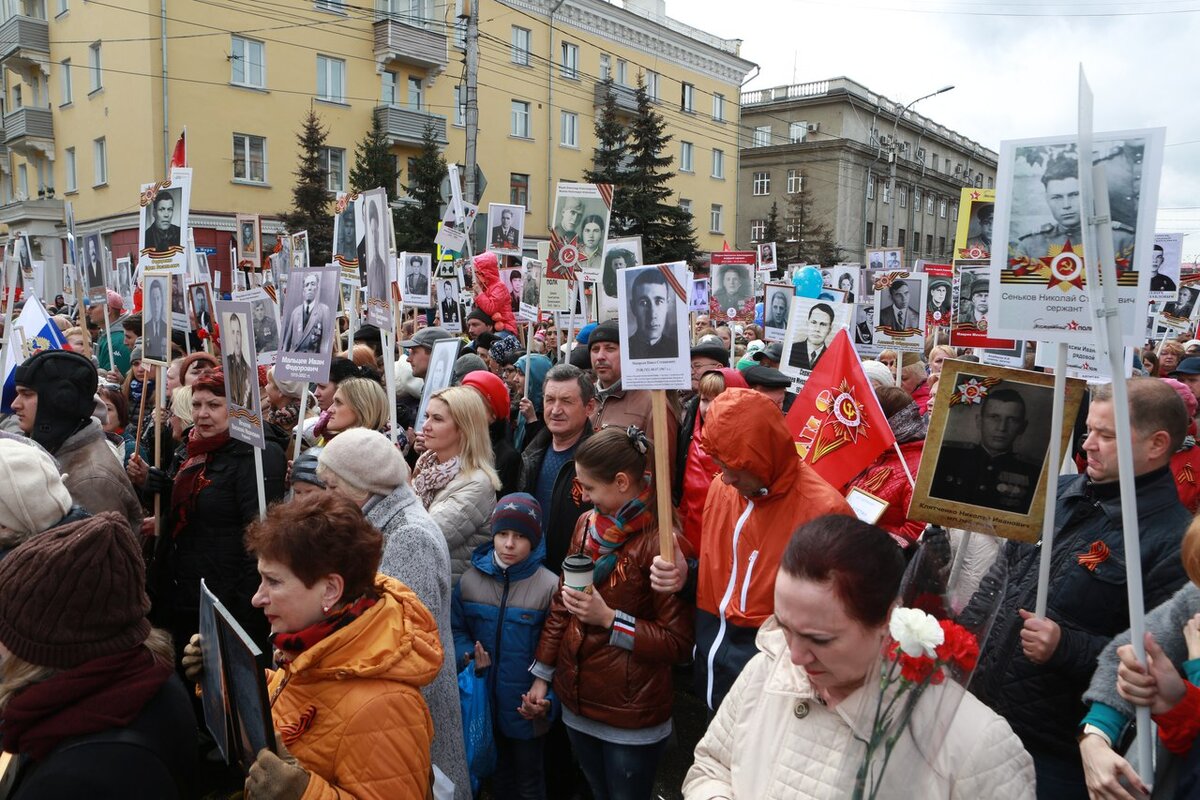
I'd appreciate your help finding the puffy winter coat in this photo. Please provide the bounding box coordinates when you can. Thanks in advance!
[1171,440,1200,514]
[961,466,1191,760]
[534,513,693,729]
[452,541,560,739]
[695,389,853,711]
[683,619,1036,800]
[844,438,925,547]
[55,420,143,531]
[268,575,442,800]
[426,467,497,584]
[470,252,519,334]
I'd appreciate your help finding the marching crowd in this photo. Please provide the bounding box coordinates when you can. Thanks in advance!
[4,271,1200,800]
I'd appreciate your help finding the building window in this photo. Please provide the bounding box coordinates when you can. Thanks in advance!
[711,149,724,179]
[510,172,529,206]
[681,82,695,112]
[381,71,398,104]
[680,141,694,172]
[407,76,423,110]
[881,181,890,204]
[926,234,934,253]
[866,173,875,200]
[752,171,770,196]
[233,133,266,183]
[926,194,934,214]
[865,221,874,246]
[785,217,800,241]
[913,187,921,209]
[510,100,531,138]
[899,185,907,208]
[950,202,958,221]
[560,42,579,79]
[787,169,802,194]
[939,198,947,218]
[92,137,107,185]
[454,84,466,126]
[88,42,102,93]
[929,151,937,170]
[938,235,946,254]
[752,125,771,147]
[316,55,345,102]
[315,0,346,10]
[898,229,906,248]
[453,17,466,49]
[17,164,27,199]
[645,71,659,101]
[881,225,889,245]
[616,59,628,86]
[231,36,265,88]
[599,54,610,81]
[987,176,994,189]
[64,147,76,192]
[710,203,723,233]
[57,0,68,14]
[560,111,578,147]
[679,198,691,215]
[750,219,766,241]
[59,58,71,105]
[913,230,920,252]
[712,92,725,121]
[322,147,345,192]
[789,121,807,143]
[511,26,531,66]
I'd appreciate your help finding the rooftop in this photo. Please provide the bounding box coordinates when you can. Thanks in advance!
[606,0,744,56]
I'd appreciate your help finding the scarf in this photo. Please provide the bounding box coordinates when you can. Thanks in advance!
[129,378,150,412]
[270,594,379,666]
[1,647,172,762]
[170,428,231,537]
[582,484,655,585]
[887,403,927,445]
[412,449,462,508]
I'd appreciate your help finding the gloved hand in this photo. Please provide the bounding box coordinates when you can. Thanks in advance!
[145,466,173,496]
[245,739,309,800]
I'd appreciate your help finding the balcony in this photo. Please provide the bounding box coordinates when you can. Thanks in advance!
[373,16,447,74]
[374,105,447,148]
[593,81,639,115]
[0,196,64,229]
[4,106,53,156]
[0,15,49,69]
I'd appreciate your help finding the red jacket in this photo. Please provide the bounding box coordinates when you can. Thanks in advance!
[844,439,926,547]
[471,252,519,334]
[1171,443,1200,514]
[679,368,748,552]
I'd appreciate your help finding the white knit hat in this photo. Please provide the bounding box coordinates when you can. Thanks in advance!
[0,439,72,536]
[319,428,408,497]
[860,360,897,388]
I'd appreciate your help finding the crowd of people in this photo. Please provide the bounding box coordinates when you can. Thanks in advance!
[3,268,1200,800]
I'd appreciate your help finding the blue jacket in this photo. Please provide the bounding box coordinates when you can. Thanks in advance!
[451,541,560,739]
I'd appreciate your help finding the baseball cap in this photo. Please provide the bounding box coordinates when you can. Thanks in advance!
[400,326,454,350]
[751,342,784,364]
[741,365,792,389]
[1170,356,1200,377]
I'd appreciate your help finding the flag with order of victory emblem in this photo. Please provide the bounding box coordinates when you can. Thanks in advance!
[785,329,895,489]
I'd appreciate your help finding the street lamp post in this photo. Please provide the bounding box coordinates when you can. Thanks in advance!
[887,85,954,252]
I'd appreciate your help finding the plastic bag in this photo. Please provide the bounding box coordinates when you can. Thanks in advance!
[457,665,496,794]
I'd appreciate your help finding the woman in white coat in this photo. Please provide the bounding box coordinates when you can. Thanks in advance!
[412,385,500,585]
[683,515,1035,800]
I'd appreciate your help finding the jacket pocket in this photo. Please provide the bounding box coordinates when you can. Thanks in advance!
[1058,544,1127,632]
[739,550,760,613]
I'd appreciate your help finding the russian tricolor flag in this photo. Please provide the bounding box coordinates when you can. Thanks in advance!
[2,295,66,412]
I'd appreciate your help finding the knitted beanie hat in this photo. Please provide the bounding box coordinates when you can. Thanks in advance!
[291,445,326,489]
[491,493,543,550]
[319,428,408,497]
[461,370,510,423]
[488,336,524,367]
[0,439,72,537]
[588,320,620,348]
[467,307,494,326]
[0,512,151,669]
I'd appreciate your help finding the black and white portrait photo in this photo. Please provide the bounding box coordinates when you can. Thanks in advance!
[400,252,432,308]
[955,268,990,328]
[276,267,338,383]
[599,237,641,320]
[1150,232,1185,301]
[234,287,281,359]
[216,299,267,449]
[1166,285,1200,322]
[487,203,525,257]
[291,231,310,271]
[872,272,928,352]
[757,242,776,271]
[615,262,690,390]
[711,262,753,316]
[439,277,462,332]
[502,265,525,314]
[333,196,358,266]
[115,258,133,307]
[779,296,853,383]
[141,272,171,365]
[143,188,182,254]
[81,233,105,301]
[829,266,861,304]
[357,190,393,329]
[763,283,792,342]
[137,169,191,274]
[190,282,214,332]
[236,214,261,269]
[415,338,461,431]
[689,277,709,313]
[854,302,876,347]
[549,182,612,276]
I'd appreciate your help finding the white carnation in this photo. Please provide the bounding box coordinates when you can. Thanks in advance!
[889,607,944,659]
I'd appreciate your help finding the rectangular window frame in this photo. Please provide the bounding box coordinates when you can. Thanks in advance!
[646,70,659,102]
[316,54,346,103]
[712,92,724,122]
[64,146,76,193]
[510,100,531,138]
[680,141,694,173]
[560,41,579,80]
[752,171,770,196]
[709,203,723,233]
[750,219,766,241]
[88,41,102,93]
[59,58,72,105]
[789,121,807,143]
[560,110,578,148]
[752,125,771,148]
[510,172,529,206]
[511,26,531,66]
[711,148,724,179]
[232,133,267,184]
[231,35,265,89]
[92,136,107,186]
[787,169,802,194]
[322,146,345,193]
[681,81,695,113]
[407,76,423,110]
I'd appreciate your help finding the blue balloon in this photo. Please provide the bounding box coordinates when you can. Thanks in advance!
[754,301,764,326]
[793,266,824,299]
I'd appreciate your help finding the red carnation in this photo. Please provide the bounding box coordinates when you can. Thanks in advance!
[935,620,979,673]
[893,645,941,685]
[197,328,208,340]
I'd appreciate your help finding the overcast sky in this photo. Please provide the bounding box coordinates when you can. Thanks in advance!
[671,0,1200,261]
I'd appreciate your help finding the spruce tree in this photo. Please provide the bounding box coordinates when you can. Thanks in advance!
[394,121,447,254]
[784,171,843,266]
[279,108,333,264]
[620,76,700,265]
[349,111,399,197]
[584,80,631,233]
[763,201,781,246]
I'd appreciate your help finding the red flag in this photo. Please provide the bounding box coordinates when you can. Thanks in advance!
[722,240,731,251]
[170,131,187,168]
[785,329,895,489]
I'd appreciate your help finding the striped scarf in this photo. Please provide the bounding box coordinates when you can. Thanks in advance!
[582,484,655,586]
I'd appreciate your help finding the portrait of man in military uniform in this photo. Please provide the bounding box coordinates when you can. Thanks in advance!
[928,384,1045,515]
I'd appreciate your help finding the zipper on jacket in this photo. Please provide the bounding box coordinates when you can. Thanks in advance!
[739,550,759,613]
[490,568,512,697]
[706,500,755,710]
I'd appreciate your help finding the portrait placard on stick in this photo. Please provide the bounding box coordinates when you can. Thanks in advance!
[757,242,777,273]
[399,253,432,308]
[1149,232,1185,302]
[951,262,1015,349]
[762,282,793,342]
[487,203,525,257]
[779,296,854,388]
[359,189,395,330]
[216,299,265,449]
[141,271,172,366]
[709,251,757,323]
[188,280,215,334]
[867,248,903,271]
[909,360,1084,542]
[235,214,261,271]
[414,338,460,431]
[615,262,689,390]
[517,257,541,322]
[598,237,641,320]
[689,277,709,313]
[137,169,191,275]
[439,275,464,333]
[871,271,927,353]
[276,266,337,383]
[989,128,1164,343]
[549,182,613,277]
[955,188,996,261]
[232,287,280,365]
[80,233,106,304]
[332,192,360,270]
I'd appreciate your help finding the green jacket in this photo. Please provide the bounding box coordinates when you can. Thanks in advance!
[94,329,130,375]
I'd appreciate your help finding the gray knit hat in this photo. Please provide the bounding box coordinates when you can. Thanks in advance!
[0,439,72,537]
[319,428,408,497]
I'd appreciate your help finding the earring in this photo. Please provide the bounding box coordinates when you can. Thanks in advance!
[322,605,330,614]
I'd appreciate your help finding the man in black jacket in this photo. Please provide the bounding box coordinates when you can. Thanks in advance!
[518,364,596,573]
[961,378,1192,799]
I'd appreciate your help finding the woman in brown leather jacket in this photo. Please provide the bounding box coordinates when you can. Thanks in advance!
[526,426,693,800]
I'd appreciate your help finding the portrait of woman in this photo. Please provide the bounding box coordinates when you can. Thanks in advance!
[603,247,635,299]
[713,264,752,312]
[580,214,606,266]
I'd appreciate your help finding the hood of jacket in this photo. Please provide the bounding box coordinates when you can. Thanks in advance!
[469,538,546,581]
[701,388,798,498]
[283,574,442,688]
[392,355,424,400]
[515,354,553,414]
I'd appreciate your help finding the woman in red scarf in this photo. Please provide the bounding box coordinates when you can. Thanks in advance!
[127,368,287,665]
[526,426,694,800]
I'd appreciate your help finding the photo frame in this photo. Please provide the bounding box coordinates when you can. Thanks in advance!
[137,168,191,274]
[955,187,996,261]
[141,271,172,366]
[232,287,281,364]
[199,581,232,765]
[80,233,106,303]
[762,282,793,342]
[866,248,904,271]
[780,295,854,385]
[549,182,613,278]
[438,275,463,333]
[276,266,338,383]
[399,252,432,308]
[214,598,275,771]
[709,251,757,323]
[689,277,709,313]
[599,236,641,321]
[909,360,1085,542]
[188,279,216,334]
[757,242,777,273]
[333,192,360,268]
[216,300,265,449]
[487,203,525,257]
[846,486,888,525]
[616,262,690,390]
[871,271,927,353]
[1150,232,1185,303]
[235,214,262,271]
[414,338,460,431]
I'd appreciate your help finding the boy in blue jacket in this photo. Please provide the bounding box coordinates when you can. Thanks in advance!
[452,493,560,799]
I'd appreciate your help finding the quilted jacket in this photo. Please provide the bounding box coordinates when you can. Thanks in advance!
[267,575,442,800]
[683,619,1036,800]
[470,252,519,334]
[843,438,926,548]
[425,467,497,585]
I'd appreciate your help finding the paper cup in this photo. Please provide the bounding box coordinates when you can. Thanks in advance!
[562,554,595,593]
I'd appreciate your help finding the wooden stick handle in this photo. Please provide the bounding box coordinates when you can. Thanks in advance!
[651,390,673,559]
